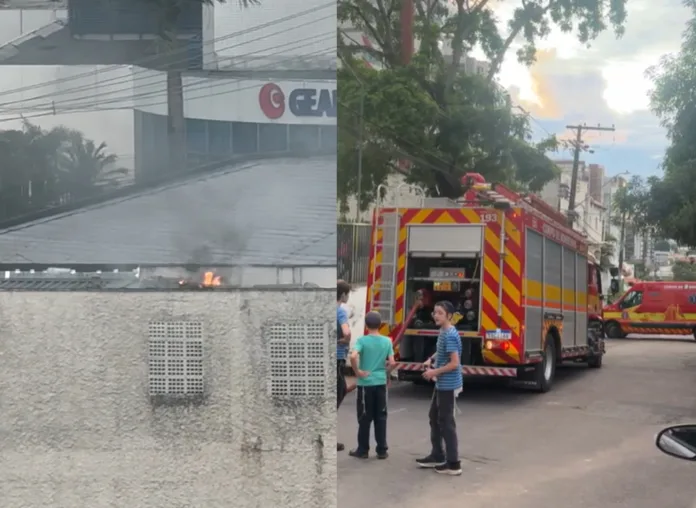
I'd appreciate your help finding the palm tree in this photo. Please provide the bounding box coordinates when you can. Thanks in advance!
[140,0,260,174]
[58,132,126,197]
[0,122,75,214]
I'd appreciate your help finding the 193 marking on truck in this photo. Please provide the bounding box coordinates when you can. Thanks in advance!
[481,213,498,223]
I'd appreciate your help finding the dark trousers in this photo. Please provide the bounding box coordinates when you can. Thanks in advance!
[429,389,459,463]
[337,360,347,408]
[356,384,388,454]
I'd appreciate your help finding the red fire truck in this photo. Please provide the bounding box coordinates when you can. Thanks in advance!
[365,174,605,392]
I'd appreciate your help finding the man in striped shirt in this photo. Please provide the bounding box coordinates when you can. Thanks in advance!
[416,300,463,475]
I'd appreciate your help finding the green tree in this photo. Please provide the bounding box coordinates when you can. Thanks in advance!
[337,0,626,210]
[57,132,126,196]
[612,176,652,264]
[673,260,696,281]
[646,1,696,246]
[142,0,259,174]
[0,122,122,220]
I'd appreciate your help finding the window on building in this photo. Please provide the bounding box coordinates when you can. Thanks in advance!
[267,322,328,398]
[148,321,204,400]
[259,123,288,153]
[208,120,231,155]
[289,125,320,152]
[232,122,258,154]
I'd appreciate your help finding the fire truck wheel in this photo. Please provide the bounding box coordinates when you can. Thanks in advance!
[587,351,603,368]
[533,336,556,393]
[605,321,625,339]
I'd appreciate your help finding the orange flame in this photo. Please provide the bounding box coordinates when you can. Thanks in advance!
[202,271,221,287]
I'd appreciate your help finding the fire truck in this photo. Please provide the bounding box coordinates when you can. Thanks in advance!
[365,174,605,392]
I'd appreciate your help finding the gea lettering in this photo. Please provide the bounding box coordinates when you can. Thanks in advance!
[289,88,337,117]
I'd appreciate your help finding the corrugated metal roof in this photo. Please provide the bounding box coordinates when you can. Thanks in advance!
[0,157,336,265]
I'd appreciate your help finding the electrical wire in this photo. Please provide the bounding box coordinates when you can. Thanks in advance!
[0,1,335,103]
[0,31,336,120]
[0,38,336,124]
[0,11,336,113]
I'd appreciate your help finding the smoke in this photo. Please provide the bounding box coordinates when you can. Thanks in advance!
[508,49,562,120]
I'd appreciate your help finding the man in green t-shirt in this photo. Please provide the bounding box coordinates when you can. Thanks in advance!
[348,311,396,459]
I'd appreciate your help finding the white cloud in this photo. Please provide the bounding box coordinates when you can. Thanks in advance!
[601,59,653,114]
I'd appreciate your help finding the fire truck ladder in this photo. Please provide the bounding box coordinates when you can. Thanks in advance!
[370,183,426,325]
[468,180,572,228]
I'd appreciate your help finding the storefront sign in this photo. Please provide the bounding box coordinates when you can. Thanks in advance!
[259,83,336,119]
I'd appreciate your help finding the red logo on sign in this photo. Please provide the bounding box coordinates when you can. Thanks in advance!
[259,83,285,119]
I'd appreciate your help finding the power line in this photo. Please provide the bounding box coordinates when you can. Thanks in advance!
[0,40,336,124]
[0,32,335,120]
[0,12,336,113]
[566,123,616,228]
[0,1,335,102]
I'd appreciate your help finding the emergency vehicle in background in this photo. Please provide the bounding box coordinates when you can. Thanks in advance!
[603,281,696,339]
[365,173,605,392]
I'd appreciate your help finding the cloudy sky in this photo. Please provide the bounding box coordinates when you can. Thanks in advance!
[486,0,690,178]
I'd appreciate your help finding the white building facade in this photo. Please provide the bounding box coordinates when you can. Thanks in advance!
[0,0,336,181]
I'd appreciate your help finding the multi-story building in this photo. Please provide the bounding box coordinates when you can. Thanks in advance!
[0,0,336,180]
[588,163,605,204]
[537,160,605,248]
[0,3,337,506]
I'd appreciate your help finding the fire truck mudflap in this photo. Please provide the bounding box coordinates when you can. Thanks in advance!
[367,175,605,392]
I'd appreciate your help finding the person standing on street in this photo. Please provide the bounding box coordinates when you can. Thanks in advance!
[348,311,395,460]
[416,301,463,476]
[337,279,352,452]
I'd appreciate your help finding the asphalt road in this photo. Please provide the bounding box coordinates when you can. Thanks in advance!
[338,337,696,508]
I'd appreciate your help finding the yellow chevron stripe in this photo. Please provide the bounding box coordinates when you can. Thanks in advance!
[482,350,507,364]
[481,282,499,319]
[504,215,521,246]
[484,226,499,251]
[505,248,521,277]
[434,210,455,223]
[394,226,408,324]
[482,229,520,335]
[480,302,497,330]
[408,209,432,224]
[502,274,521,305]
[462,208,482,223]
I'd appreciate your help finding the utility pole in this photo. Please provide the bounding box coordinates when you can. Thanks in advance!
[566,123,615,228]
[617,211,626,292]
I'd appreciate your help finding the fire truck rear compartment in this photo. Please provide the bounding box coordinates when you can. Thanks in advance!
[399,255,483,365]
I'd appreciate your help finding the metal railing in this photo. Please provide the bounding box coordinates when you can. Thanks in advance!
[337,222,371,284]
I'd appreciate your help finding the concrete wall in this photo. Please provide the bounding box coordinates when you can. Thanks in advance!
[0,289,336,508]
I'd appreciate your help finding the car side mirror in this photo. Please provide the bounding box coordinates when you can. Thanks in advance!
[656,425,696,461]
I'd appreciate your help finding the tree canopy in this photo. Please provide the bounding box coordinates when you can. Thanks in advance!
[645,1,696,246]
[337,0,627,211]
[0,121,126,221]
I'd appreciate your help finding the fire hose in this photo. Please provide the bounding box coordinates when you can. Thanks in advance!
[391,289,426,349]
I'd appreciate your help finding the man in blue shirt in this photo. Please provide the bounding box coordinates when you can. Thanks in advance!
[416,300,463,475]
[348,311,395,459]
[337,280,352,452]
